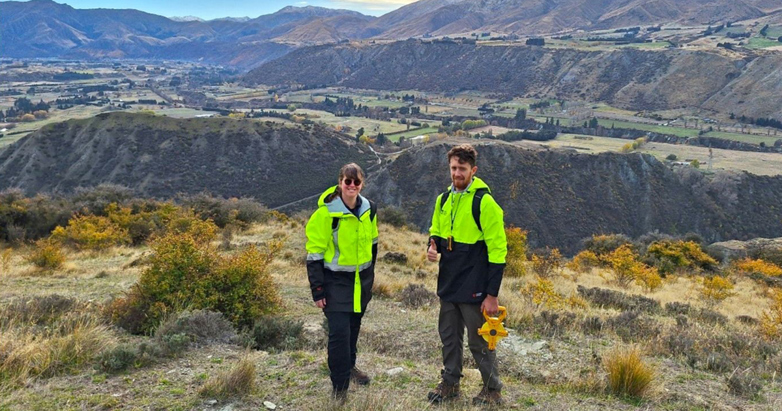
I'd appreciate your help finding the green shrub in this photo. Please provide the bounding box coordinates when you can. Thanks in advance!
[95,344,141,373]
[582,234,632,256]
[645,240,717,274]
[379,206,407,228]
[252,316,304,351]
[107,228,282,334]
[155,310,238,347]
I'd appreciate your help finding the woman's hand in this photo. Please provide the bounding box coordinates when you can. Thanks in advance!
[315,298,327,309]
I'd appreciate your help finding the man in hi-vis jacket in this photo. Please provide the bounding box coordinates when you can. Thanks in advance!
[426,144,507,406]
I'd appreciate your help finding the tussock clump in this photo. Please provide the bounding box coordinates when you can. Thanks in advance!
[155,310,238,347]
[1,317,115,385]
[397,284,436,308]
[0,294,78,325]
[199,355,256,399]
[603,345,656,399]
[577,286,660,313]
[252,316,304,351]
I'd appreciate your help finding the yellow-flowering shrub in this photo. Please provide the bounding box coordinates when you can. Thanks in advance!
[698,276,735,306]
[600,245,663,292]
[51,214,130,250]
[645,240,717,274]
[24,238,65,270]
[505,226,528,277]
[734,258,782,277]
[634,265,663,293]
[531,247,562,279]
[523,276,564,309]
[566,250,601,273]
[760,290,782,340]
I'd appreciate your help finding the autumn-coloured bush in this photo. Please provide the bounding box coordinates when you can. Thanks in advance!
[760,290,782,341]
[24,238,65,270]
[645,240,717,274]
[566,250,601,273]
[698,276,736,306]
[734,258,782,277]
[582,234,632,256]
[505,226,528,277]
[51,214,130,250]
[107,224,282,334]
[530,247,562,279]
[603,245,662,291]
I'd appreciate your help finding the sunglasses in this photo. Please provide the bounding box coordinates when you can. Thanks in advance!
[342,178,362,186]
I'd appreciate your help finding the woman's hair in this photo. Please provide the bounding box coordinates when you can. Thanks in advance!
[325,163,365,203]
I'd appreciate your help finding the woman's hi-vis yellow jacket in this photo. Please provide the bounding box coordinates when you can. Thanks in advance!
[306,186,378,313]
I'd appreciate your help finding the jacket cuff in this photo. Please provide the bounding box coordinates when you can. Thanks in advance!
[486,262,505,296]
[312,286,326,302]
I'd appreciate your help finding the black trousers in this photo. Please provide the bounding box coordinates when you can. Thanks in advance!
[324,311,363,391]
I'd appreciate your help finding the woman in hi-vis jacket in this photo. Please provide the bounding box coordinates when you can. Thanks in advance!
[305,163,378,401]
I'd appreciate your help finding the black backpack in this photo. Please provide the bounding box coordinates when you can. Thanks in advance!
[439,188,489,232]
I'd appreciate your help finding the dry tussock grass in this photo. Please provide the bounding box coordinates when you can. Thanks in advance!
[603,345,657,399]
[199,354,256,398]
[0,314,115,386]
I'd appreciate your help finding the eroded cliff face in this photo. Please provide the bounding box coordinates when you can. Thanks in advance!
[246,41,782,121]
[364,141,782,253]
[0,113,376,208]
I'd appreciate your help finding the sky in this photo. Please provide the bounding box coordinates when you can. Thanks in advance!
[45,0,419,19]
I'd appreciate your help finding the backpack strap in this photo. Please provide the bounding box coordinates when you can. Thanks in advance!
[439,190,450,210]
[333,200,377,229]
[472,188,489,232]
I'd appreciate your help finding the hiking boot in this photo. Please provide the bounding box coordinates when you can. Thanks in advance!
[350,367,371,386]
[427,381,460,404]
[331,388,348,403]
[472,387,504,406]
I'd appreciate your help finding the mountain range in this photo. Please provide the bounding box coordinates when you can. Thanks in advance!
[2,0,781,69]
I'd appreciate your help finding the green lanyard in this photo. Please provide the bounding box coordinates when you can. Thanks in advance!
[448,189,463,251]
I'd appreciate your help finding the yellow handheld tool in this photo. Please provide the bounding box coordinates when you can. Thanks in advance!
[477,306,508,351]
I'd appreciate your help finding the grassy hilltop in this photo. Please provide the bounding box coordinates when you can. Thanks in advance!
[2,193,782,410]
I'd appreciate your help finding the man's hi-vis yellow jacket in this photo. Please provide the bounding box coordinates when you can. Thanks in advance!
[429,177,507,303]
[306,186,378,313]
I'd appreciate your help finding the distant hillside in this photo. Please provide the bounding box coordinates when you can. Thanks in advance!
[364,0,772,38]
[2,0,779,68]
[364,141,782,253]
[245,41,782,121]
[0,113,376,207]
[0,0,372,69]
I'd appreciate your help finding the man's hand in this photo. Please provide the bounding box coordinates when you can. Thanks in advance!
[427,238,438,262]
[315,298,327,309]
[481,295,499,317]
